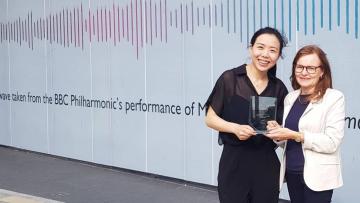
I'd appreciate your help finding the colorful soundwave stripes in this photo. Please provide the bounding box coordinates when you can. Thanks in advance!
[0,0,359,58]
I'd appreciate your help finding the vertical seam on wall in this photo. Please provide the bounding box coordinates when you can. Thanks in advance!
[296,0,299,51]
[144,0,148,172]
[109,0,113,165]
[44,0,49,153]
[182,0,186,180]
[89,0,94,162]
[210,0,214,186]
[7,0,12,146]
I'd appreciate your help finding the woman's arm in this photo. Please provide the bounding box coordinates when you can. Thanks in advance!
[302,92,345,154]
[266,91,345,154]
[205,106,256,140]
[266,125,301,142]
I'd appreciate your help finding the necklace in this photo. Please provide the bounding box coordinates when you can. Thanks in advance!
[246,65,269,94]
[246,65,268,86]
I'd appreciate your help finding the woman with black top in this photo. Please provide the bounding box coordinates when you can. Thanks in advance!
[205,27,288,203]
[266,45,345,203]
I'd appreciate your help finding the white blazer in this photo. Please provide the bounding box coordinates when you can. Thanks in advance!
[279,88,345,192]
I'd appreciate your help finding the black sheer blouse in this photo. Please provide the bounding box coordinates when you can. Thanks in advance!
[206,64,288,146]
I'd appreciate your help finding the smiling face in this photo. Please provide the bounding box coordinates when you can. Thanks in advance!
[295,53,324,94]
[290,45,332,100]
[249,33,281,73]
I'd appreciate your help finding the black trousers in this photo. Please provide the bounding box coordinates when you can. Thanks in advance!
[218,144,280,203]
[285,172,333,203]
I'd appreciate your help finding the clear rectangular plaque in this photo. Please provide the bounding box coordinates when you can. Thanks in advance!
[249,96,277,134]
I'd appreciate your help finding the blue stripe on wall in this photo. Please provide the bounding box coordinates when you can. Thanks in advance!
[240,0,243,42]
[267,0,270,26]
[346,0,349,33]
[234,0,236,33]
[356,0,359,38]
[253,0,256,33]
[321,0,324,27]
[221,2,223,27]
[227,0,230,33]
[274,0,277,28]
[289,0,292,41]
[247,0,249,44]
[337,0,340,26]
[297,0,300,31]
[304,0,307,35]
[312,0,315,34]
[260,0,263,28]
[281,0,284,35]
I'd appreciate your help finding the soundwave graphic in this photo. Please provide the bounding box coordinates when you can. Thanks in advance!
[0,0,359,59]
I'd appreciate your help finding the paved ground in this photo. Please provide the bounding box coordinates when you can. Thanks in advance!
[0,145,289,203]
[0,189,62,203]
[0,146,219,203]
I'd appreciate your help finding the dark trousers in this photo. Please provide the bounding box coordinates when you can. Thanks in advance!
[285,172,333,203]
[218,144,280,203]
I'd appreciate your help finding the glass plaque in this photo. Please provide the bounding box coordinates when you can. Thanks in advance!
[249,96,277,134]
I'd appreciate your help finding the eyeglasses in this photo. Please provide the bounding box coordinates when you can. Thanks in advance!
[295,64,321,74]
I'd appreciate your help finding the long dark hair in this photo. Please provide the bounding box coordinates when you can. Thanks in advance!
[290,45,332,101]
[250,27,288,77]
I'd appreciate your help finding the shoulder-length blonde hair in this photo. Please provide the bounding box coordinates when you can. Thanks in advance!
[290,45,332,101]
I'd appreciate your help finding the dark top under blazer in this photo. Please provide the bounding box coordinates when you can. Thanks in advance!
[205,64,288,146]
[284,95,310,173]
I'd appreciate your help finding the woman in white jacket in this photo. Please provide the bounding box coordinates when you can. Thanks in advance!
[266,45,345,203]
